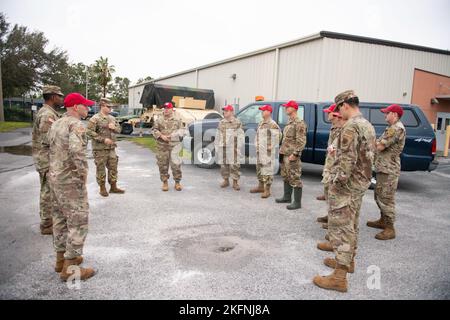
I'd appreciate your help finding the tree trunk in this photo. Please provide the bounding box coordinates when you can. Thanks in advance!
[0,60,4,122]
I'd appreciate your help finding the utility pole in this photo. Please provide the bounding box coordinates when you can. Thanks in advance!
[0,59,4,122]
[85,65,89,99]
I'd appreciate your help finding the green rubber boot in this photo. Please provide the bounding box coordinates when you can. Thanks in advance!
[275,182,292,203]
[287,187,302,210]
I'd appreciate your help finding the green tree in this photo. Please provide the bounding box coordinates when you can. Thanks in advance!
[109,76,130,104]
[136,76,153,84]
[91,56,115,98]
[0,13,70,97]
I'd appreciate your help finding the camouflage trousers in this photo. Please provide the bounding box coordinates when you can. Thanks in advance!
[50,183,89,259]
[324,183,329,201]
[256,164,273,185]
[374,172,399,224]
[328,184,366,268]
[156,143,182,182]
[93,149,118,185]
[220,164,240,180]
[280,155,303,188]
[38,170,53,229]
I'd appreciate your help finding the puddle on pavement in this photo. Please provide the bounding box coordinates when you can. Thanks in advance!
[172,234,264,271]
[0,145,32,156]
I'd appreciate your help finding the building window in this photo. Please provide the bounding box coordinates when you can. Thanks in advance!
[436,117,442,131]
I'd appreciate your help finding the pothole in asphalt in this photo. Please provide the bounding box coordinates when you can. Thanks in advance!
[172,233,264,271]
[216,245,235,253]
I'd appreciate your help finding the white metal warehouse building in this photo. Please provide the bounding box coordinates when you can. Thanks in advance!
[128,30,450,124]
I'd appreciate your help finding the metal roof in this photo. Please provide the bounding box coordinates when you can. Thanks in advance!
[130,31,450,89]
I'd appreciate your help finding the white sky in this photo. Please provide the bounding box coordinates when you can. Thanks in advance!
[2,0,450,84]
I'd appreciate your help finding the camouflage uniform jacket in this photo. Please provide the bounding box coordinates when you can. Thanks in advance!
[330,114,376,193]
[48,115,88,185]
[322,126,342,183]
[375,120,406,176]
[215,117,244,149]
[279,117,307,156]
[32,104,61,171]
[152,114,186,147]
[87,113,121,150]
[256,118,281,164]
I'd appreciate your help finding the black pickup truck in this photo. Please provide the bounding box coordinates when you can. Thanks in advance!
[183,101,438,174]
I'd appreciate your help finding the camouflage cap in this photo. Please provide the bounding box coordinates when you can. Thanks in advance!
[43,85,64,96]
[99,98,114,107]
[334,90,358,106]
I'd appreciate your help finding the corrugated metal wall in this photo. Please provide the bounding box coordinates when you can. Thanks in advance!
[317,38,450,103]
[128,86,144,109]
[157,71,197,87]
[129,37,450,110]
[276,39,324,101]
[195,50,275,109]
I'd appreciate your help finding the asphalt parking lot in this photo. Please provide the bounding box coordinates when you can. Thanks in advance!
[0,130,449,300]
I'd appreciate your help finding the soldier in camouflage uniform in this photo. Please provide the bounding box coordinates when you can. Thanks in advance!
[215,105,245,191]
[31,85,64,235]
[48,93,96,281]
[250,105,281,198]
[275,100,307,210]
[313,90,376,293]
[368,104,406,240]
[87,98,125,197]
[316,104,345,226]
[152,102,187,192]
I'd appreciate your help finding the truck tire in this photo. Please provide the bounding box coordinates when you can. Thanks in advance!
[193,143,216,169]
[121,122,133,135]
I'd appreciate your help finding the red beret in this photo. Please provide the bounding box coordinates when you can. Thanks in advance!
[381,104,404,117]
[64,93,94,108]
[259,104,273,112]
[222,105,234,112]
[281,100,298,110]
[324,104,337,113]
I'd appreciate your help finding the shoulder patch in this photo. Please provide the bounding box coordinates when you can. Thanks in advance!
[75,125,86,134]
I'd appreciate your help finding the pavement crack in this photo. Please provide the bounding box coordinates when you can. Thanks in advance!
[0,163,34,174]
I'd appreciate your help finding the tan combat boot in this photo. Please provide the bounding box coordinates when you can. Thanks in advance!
[162,180,169,192]
[324,257,355,273]
[232,180,240,191]
[175,182,183,191]
[250,182,264,193]
[110,182,125,194]
[316,194,326,201]
[367,216,386,229]
[220,178,230,188]
[40,225,53,235]
[317,215,328,223]
[313,264,348,292]
[55,252,83,273]
[261,184,271,199]
[317,241,333,252]
[60,258,95,281]
[99,184,109,197]
[375,222,396,240]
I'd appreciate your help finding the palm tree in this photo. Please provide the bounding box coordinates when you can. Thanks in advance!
[91,57,115,98]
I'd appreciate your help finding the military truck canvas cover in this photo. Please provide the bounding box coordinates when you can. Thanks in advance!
[139,83,215,109]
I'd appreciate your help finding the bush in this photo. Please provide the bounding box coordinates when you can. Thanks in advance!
[4,106,32,122]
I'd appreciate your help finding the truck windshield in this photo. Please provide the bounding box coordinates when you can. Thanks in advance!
[237,104,263,125]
